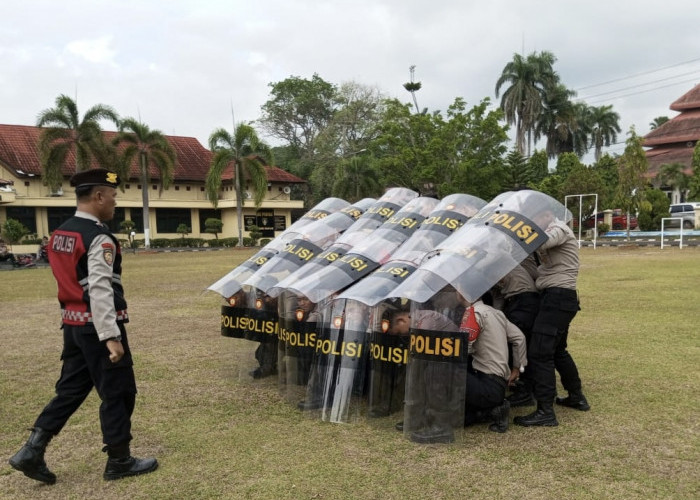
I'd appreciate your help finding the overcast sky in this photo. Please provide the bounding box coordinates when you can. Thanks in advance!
[2,0,699,161]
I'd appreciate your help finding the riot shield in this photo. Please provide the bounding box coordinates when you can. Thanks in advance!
[207,197,350,300]
[402,290,468,444]
[389,189,569,305]
[267,187,419,298]
[338,193,486,306]
[237,287,281,380]
[242,198,376,294]
[299,298,371,423]
[277,291,323,404]
[285,196,439,304]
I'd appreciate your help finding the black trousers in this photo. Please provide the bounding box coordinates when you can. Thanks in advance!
[464,370,506,425]
[528,287,582,403]
[34,323,137,446]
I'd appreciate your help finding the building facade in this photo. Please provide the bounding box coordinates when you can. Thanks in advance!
[0,124,305,242]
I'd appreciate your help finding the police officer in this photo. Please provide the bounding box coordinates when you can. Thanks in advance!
[514,209,589,428]
[8,168,158,483]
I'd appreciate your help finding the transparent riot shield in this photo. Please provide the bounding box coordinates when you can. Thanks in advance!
[402,290,468,444]
[366,299,411,419]
[298,298,371,423]
[389,189,569,305]
[285,196,438,304]
[277,290,322,405]
[207,197,350,300]
[237,287,281,380]
[267,187,419,298]
[338,193,486,307]
[243,198,376,295]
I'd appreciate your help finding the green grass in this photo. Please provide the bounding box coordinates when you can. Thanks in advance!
[1,247,699,499]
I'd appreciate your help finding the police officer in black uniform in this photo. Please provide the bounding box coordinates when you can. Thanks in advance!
[8,168,158,484]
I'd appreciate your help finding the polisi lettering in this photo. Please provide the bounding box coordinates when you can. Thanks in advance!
[409,333,461,358]
[366,206,395,218]
[52,234,76,254]
[339,254,368,272]
[283,243,315,261]
[304,210,329,221]
[387,215,419,229]
[370,342,408,364]
[221,314,279,336]
[376,265,411,278]
[487,212,540,244]
[341,206,363,220]
[423,215,462,231]
[279,328,317,347]
[315,339,363,358]
[319,249,340,263]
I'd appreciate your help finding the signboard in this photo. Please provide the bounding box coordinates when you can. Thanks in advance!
[274,215,287,231]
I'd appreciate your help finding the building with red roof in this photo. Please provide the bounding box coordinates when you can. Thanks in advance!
[643,83,700,203]
[0,124,305,242]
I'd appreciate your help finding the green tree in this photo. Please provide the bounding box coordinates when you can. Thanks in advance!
[205,124,272,246]
[637,187,670,230]
[247,224,262,246]
[688,141,700,199]
[534,83,580,159]
[589,105,621,162]
[616,127,649,239]
[527,149,549,185]
[113,118,176,248]
[331,155,382,202]
[657,162,690,201]
[592,154,619,207]
[36,94,119,191]
[204,218,223,240]
[176,223,190,240]
[495,51,558,155]
[1,218,29,244]
[403,65,422,113]
[502,149,530,189]
[649,116,669,130]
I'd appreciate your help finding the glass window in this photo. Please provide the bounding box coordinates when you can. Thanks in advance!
[6,206,37,234]
[47,207,77,233]
[199,209,222,232]
[128,208,144,233]
[106,208,126,234]
[155,208,192,233]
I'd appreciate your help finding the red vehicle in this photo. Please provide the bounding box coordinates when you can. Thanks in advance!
[582,209,637,230]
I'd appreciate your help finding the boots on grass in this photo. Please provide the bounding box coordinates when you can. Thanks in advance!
[8,427,56,484]
[513,401,559,427]
[103,442,158,481]
[488,400,510,433]
[507,380,535,407]
[556,390,590,411]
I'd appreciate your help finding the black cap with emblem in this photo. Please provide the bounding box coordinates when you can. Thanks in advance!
[70,168,121,189]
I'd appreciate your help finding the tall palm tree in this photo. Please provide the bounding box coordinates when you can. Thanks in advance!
[649,116,669,130]
[495,51,558,156]
[206,124,273,246]
[36,94,119,191]
[331,155,382,202]
[113,118,176,248]
[657,162,690,202]
[534,83,578,159]
[589,105,621,162]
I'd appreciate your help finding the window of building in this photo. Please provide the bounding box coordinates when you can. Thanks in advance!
[129,208,144,233]
[6,206,37,234]
[47,207,77,233]
[106,208,126,234]
[199,209,222,232]
[155,208,192,233]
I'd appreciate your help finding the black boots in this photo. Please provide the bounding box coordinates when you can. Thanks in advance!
[409,424,455,444]
[488,400,510,433]
[556,390,590,411]
[507,381,535,407]
[103,443,158,481]
[513,401,559,427]
[8,428,56,484]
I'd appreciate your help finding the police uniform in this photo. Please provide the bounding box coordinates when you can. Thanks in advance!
[514,219,589,427]
[465,300,527,432]
[9,169,157,484]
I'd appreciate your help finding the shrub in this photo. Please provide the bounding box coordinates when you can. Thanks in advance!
[259,238,271,246]
[597,222,610,234]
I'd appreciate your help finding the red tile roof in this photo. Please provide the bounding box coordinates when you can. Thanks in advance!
[0,124,305,185]
[670,83,700,112]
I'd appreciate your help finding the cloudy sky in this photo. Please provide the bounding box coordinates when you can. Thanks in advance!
[2,0,699,160]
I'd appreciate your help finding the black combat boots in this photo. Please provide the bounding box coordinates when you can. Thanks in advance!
[556,390,590,411]
[103,442,158,481]
[513,401,559,427]
[488,400,511,433]
[507,380,535,407]
[8,427,56,484]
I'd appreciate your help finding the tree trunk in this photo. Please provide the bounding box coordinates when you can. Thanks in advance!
[140,152,151,248]
[235,162,244,247]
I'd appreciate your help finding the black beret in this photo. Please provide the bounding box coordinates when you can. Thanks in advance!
[69,168,121,189]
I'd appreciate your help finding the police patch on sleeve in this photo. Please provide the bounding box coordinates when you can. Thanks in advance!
[102,243,115,265]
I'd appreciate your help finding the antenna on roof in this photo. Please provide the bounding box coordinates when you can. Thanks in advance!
[230,99,236,133]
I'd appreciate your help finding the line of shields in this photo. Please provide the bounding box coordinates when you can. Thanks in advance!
[212,189,570,443]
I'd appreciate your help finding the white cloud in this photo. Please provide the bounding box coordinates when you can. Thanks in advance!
[65,36,117,65]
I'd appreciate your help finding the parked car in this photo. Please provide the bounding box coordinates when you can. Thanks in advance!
[668,202,700,229]
[580,209,638,230]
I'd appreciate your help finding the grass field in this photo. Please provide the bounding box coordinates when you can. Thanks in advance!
[1,246,699,500]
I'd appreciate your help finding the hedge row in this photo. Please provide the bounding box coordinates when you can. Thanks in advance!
[116,237,272,249]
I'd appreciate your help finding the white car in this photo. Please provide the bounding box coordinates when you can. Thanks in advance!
[669,202,700,229]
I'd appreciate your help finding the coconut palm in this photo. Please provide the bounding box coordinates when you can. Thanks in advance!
[649,116,669,130]
[331,155,382,202]
[534,83,579,159]
[589,105,621,162]
[206,124,273,246]
[113,118,176,248]
[495,51,558,156]
[657,162,690,201]
[36,94,119,191]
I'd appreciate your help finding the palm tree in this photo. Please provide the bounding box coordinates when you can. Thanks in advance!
[113,118,176,248]
[205,124,273,247]
[36,94,119,191]
[649,116,669,130]
[589,105,621,162]
[331,155,382,202]
[495,51,558,156]
[534,83,579,159]
[657,162,690,202]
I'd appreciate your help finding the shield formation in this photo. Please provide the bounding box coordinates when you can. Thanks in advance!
[210,189,569,441]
